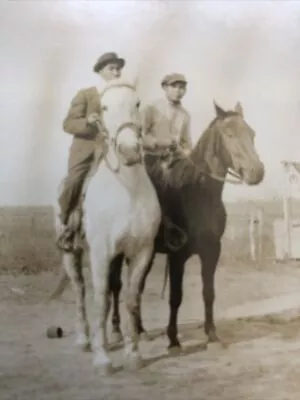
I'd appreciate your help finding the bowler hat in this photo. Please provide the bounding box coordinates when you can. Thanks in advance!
[161,73,187,86]
[93,52,125,73]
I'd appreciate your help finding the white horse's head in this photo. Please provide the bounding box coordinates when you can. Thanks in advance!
[99,78,142,167]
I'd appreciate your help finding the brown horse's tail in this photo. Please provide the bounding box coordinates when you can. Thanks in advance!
[160,257,169,299]
[46,269,70,303]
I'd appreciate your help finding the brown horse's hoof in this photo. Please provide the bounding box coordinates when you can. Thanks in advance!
[168,345,182,356]
[140,331,152,342]
[206,339,228,351]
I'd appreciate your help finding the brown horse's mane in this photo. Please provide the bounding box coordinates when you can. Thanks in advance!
[146,153,204,190]
[146,110,240,189]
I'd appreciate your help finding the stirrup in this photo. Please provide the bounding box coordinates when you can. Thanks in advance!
[56,227,75,252]
[163,221,188,252]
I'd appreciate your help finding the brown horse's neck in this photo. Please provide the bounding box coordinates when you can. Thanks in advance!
[190,122,228,197]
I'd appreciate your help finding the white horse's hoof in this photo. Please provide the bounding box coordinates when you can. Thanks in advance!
[123,352,144,371]
[93,355,114,376]
[76,335,91,352]
[78,342,92,352]
[111,331,123,344]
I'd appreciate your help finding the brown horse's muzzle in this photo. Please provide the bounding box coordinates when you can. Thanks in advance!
[240,161,265,185]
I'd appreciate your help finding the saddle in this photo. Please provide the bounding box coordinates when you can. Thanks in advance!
[159,216,188,252]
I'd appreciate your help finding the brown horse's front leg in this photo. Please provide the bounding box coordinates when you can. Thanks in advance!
[166,252,187,353]
[198,238,221,343]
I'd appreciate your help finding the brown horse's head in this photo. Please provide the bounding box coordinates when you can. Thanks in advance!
[210,101,265,185]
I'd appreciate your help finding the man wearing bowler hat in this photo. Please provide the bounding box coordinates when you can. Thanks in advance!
[57,52,125,251]
[141,73,193,251]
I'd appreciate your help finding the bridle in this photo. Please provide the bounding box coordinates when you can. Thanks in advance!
[96,120,141,173]
[206,168,244,185]
[97,83,142,173]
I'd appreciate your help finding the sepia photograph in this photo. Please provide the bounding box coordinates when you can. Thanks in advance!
[1,0,300,398]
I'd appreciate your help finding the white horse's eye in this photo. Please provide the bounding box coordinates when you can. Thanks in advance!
[136,101,140,109]
[102,105,108,112]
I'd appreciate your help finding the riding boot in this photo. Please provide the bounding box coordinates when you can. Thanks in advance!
[56,211,76,252]
[56,155,94,252]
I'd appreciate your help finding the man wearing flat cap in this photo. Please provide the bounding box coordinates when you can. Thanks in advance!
[57,52,125,251]
[141,73,193,251]
[142,73,192,155]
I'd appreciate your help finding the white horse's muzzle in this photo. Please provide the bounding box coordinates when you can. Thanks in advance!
[118,142,143,166]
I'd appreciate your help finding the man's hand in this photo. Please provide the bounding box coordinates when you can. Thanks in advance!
[182,147,191,157]
[87,112,101,126]
[95,131,108,146]
[142,135,157,150]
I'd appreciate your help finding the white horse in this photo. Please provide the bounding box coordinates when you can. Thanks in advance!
[54,79,161,374]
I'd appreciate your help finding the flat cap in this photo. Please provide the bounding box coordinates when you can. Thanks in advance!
[161,73,187,86]
[93,52,125,73]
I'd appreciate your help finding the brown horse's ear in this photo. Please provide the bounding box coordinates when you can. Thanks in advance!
[235,101,244,117]
[213,100,226,119]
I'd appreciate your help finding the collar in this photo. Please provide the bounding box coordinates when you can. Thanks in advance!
[165,97,182,109]
[97,77,109,95]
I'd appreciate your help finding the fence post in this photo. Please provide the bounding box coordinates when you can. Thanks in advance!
[282,162,292,260]
[249,208,263,264]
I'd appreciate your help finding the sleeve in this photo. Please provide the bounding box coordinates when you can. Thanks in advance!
[140,104,157,148]
[180,114,193,154]
[62,89,96,136]
[140,104,154,136]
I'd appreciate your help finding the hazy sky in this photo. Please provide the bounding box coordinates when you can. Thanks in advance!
[1,0,300,205]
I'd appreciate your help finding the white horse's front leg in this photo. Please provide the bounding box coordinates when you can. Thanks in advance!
[123,243,154,371]
[62,250,90,351]
[89,244,113,374]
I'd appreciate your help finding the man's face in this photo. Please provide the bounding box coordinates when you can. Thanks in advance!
[163,82,187,103]
[99,62,122,81]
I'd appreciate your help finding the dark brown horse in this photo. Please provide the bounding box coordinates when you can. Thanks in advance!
[108,101,265,352]
[49,101,264,353]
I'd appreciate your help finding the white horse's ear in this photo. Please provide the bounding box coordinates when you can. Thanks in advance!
[213,100,226,118]
[235,101,243,117]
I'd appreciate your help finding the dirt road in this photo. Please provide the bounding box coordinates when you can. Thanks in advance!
[1,256,300,400]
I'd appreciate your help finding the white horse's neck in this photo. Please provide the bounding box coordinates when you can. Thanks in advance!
[94,148,149,194]
[105,163,147,191]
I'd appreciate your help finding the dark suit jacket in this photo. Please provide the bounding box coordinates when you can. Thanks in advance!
[63,87,101,170]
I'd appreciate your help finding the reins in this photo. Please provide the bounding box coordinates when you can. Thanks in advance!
[144,147,244,186]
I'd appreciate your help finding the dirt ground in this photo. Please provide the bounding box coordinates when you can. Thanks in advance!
[2,255,300,400]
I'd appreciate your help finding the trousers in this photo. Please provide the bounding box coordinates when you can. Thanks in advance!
[58,152,95,225]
